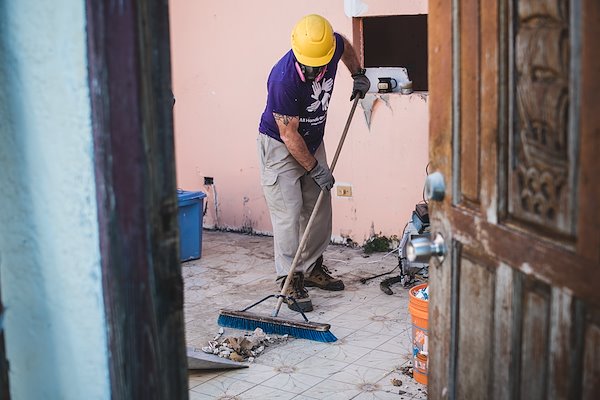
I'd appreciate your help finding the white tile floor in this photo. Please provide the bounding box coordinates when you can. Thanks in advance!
[184,230,427,400]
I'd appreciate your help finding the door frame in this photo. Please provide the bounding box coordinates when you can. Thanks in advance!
[86,0,188,398]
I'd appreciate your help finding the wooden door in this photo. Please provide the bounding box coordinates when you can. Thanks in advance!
[428,0,600,398]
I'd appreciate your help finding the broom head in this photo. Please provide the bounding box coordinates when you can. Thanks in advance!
[218,309,337,343]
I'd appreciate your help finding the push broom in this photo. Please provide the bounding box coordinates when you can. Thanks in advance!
[218,96,361,342]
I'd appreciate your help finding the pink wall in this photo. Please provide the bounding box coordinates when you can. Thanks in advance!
[169,0,429,244]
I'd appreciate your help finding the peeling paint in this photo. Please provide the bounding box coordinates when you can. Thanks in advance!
[213,184,221,228]
[360,95,377,129]
[359,94,393,129]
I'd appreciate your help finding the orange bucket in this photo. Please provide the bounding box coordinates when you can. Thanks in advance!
[408,283,429,385]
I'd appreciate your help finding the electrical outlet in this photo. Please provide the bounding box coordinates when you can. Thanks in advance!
[336,185,353,197]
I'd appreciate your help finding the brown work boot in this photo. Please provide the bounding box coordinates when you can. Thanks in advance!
[305,256,345,291]
[278,272,313,313]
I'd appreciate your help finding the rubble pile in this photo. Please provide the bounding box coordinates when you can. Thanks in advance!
[201,327,289,362]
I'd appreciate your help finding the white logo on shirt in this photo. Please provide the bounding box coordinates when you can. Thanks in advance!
[306,78,334,113]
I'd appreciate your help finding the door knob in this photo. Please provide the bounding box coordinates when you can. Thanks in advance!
[407,233,447,264]
[425,172,445,201]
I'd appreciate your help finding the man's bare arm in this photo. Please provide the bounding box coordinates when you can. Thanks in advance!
[273,113,317,171]
[340,35,363,75]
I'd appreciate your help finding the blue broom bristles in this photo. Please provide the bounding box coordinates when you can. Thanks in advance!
[217,314,338,343]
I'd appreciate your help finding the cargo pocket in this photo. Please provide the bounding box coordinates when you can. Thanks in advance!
[261,169,286,213]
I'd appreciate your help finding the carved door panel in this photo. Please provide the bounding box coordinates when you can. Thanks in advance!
[428,0,600,398]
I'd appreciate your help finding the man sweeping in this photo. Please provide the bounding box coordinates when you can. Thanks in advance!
[257,14,370,313]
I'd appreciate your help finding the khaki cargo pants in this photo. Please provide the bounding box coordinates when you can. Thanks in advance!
[257,133,332,277]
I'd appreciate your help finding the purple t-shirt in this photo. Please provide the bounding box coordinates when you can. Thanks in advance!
[258,33,345,154]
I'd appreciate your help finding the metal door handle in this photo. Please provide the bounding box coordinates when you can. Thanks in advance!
[407,233,447,264]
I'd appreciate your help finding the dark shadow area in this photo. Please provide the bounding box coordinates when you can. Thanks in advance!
[363,15,428,91]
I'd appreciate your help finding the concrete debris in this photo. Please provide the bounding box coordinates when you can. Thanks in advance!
[391,378,403,386]
[213,327,224,341]
[201,328,289,362]
[399,364,413,378]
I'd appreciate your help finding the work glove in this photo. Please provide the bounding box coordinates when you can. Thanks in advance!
[309,161,335,191]
[350,69,370,100]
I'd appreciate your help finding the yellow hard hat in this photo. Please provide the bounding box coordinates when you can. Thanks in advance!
[291,14,336,67]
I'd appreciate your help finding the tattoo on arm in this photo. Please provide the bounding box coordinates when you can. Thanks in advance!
[273,113,298,126]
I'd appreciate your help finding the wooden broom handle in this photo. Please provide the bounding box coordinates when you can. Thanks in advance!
[273,96,360,317]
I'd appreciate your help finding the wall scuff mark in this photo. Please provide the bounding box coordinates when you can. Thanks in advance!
[241,196,255,233]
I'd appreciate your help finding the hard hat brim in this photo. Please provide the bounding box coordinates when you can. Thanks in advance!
[293,39,336,67]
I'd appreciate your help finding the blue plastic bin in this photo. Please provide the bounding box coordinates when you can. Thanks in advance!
[177,190,207,261]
